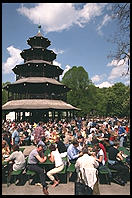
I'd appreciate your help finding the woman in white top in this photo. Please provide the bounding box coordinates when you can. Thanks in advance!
[47,144,64,187]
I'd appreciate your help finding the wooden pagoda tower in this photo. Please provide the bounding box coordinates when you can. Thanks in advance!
[2,26,79,122]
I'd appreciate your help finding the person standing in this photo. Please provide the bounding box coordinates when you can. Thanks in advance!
[27,144,49,195]
[33,122,45,145]
[117,121,125,147]
[75,147,100,195]
[11,125,20,145]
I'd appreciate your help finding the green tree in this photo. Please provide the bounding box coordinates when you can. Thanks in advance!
[2,82,10,105]
[61,66,95,117]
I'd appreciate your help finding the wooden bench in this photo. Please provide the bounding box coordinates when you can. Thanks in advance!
[67,163,75,173]
[98,166,111,185]
[26,169,37,184]
[58,165,67,183]
[67,163,76,182]
[7,169,24,187]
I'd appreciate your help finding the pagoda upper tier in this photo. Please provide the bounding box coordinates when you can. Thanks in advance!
[20,30,56,62]
[20,48,56,62]
[12,60,63,78]
[27,32,51,48]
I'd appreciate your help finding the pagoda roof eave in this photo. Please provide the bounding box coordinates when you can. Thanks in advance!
[10,77,64,86]
[2,99,80,111]
[12,61,64,74]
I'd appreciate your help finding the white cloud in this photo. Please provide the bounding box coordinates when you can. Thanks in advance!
[97,14,112,35]
[91,73,107,83]
[17,3,107,33]
[60,65,71,81]
[2,46,23,74]
[53,60,62,68]
[91,74,101,83]
[50,48,64,55]
[107,58,129,80]
[95,81,113,88]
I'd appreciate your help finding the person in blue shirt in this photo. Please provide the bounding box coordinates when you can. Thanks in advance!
[117,121,125,147]
[67,140,83,164]
[11,126,20,145]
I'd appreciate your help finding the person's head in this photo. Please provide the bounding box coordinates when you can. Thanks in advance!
[12,144,19,152]
[49,144,56,152]
[2,140,6,148]
[55,137,60,143]
[72,140,79,148]
[113,140,120,148]
[13,125,17,130]
[117,120,121,126]
[77,135,84,143]
[41,136,46,142]
[82,147,88,154]
[93,143,100,153]
[39,122,43,126]
[37,144,45,152]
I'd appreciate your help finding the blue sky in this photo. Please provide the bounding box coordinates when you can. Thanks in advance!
[2,3,130,88]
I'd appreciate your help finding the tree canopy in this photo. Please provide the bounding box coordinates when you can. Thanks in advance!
[61,66,130,118]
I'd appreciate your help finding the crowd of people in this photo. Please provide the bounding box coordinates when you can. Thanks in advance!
[2,116,130,195]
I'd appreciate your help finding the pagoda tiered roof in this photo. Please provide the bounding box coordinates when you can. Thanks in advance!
[4,77,70,93]
[2,99,80,111]
[12,60,63,76]
[20,48,56,62]
[27,32,51,48]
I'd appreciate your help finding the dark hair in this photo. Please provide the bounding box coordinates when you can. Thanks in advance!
[12,144,19,151]
[37,144,44,149]
[77,135,83,139]
[41,136,46,142]
[113,140,120,146]
[82,147,88,154]
[49,144,56,151]
[72,140,79,146]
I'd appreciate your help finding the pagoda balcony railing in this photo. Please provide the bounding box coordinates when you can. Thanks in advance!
[8,94,67,101]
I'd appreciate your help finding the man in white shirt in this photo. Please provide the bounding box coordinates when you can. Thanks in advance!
[75,147,100,195]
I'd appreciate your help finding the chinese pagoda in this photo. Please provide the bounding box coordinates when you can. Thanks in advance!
[2,26,79,122]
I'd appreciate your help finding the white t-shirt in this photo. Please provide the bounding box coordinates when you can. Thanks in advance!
[97,149,105,166]
[52,149,63,167]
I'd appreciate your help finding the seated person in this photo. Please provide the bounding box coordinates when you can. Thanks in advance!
[93,142,107,166]
[108,140,129,185]
[47,144,64,187]
[77,135,85,151]
[67,140,83,164]
[5,145,26,177]
[55,137,67,158]
[21,127,31,145]
[27,144,49,195]
[2,140,11,159]
[37,136,47,156]
[93,142,112,180]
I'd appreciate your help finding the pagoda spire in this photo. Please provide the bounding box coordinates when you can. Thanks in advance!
[38,24,41,33]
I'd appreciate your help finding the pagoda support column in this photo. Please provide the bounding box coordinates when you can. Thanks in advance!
[66,111,68,121]
[8,91,9,100]
[58,111,61,121]
[15,112,17,122]
[52,111,55,121]
[22,112,25,121]
[73,111,75,119]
